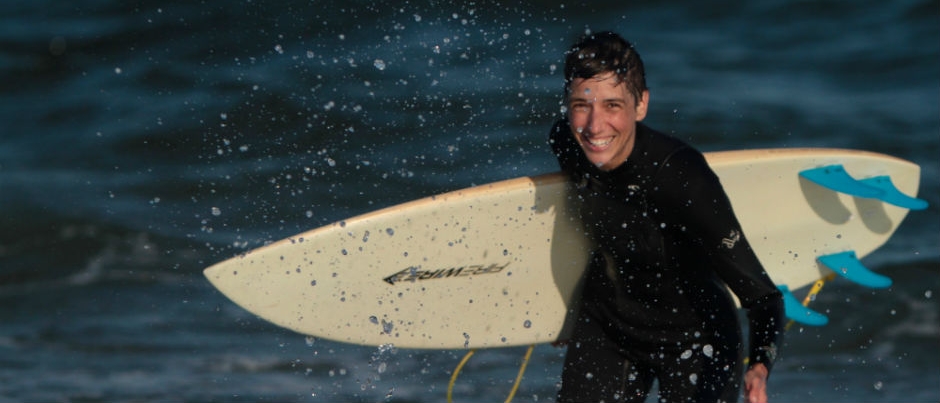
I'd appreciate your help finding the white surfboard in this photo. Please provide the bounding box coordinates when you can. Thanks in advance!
[204,148,924,349]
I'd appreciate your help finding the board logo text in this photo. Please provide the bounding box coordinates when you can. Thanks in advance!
[383,262,510,285]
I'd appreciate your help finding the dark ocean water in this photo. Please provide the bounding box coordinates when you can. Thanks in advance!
[1,0,938,402]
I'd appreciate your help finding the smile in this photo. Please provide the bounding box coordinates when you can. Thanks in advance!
[587,137,613,147]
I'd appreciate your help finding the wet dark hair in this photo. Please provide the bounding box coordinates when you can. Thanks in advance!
[564,31,647,103]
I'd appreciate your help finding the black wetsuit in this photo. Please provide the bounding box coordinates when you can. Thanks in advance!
[550,120,785,403]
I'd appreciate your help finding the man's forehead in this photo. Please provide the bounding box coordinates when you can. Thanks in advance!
[567,76,631,99]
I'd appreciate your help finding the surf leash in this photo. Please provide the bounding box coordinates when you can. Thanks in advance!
[506,344,535,402]
[785,272,836,331]
[446,349,475,403]
[744,273,838,367]
[446,344,535,403]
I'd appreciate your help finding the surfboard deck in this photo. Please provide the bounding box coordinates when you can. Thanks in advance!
[204,148,923,349]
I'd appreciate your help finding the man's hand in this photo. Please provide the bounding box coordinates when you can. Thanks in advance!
[744,363,769,403]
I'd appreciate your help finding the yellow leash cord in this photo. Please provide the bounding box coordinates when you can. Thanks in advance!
[505,344,535,402]
[785,273,836,331]
[446,349,475,403]
[742,273,839,366]
[446,344,536,403]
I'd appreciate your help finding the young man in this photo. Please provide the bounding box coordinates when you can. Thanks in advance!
[549,31,784,403]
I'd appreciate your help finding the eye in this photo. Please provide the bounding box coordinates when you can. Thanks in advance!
[570,102,589,112]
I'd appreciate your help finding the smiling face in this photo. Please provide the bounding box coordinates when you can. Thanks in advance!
[567,72,649,171]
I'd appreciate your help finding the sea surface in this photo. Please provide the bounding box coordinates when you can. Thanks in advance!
[1,0,938,402]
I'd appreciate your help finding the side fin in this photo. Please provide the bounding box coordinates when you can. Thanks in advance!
[818,251,892,289]
[859,176,929,210]
[799,165,884,199]
[777,285,829,326]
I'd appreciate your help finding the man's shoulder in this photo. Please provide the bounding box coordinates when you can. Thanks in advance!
[637,123,703,163]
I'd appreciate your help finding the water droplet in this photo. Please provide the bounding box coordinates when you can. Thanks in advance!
[374,59,386,70]
[703,344,714,357]
[523,320,532,328]
[681,349,693,359]
[211,207,221,216]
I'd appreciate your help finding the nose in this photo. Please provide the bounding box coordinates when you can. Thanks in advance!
[587,105,603,136]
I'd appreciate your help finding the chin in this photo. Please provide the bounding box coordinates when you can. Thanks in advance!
[584,151,612,163]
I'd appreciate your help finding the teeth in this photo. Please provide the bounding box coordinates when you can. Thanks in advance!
[588,138,612,147]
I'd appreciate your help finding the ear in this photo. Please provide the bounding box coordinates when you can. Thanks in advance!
[635,90,650,121]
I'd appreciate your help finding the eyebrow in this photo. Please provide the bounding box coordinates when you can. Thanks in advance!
[567,96,627,103]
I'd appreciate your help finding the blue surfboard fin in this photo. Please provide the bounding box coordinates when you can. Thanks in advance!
[859,176,929,210]
[777,285,829,326]
[818,251,892,289]
[799,165,884,199]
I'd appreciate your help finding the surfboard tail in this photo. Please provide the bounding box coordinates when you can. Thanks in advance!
[779,162,928,326]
